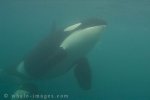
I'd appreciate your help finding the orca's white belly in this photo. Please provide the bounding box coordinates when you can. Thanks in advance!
[60,26,102,55]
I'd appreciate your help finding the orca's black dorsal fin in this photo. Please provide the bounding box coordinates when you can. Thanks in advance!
[74,58,92,90]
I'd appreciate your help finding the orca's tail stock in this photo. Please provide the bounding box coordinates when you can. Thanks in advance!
[0,68,39,100]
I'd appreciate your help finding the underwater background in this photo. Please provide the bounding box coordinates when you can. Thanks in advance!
[0,0,150,100]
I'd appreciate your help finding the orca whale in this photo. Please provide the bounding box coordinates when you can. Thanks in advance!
[3,18,107,91]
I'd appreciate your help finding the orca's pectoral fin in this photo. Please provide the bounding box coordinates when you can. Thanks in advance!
[74,58,92,90]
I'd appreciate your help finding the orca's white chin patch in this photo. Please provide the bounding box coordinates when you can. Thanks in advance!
[60,24,106,55]
[85,25,106,35]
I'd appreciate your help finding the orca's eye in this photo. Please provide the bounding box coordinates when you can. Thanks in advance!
[64,23,81,32]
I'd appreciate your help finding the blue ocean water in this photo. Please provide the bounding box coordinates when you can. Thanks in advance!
[0,0,150,100]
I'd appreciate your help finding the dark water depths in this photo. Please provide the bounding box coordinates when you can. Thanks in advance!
[0,0,150,100]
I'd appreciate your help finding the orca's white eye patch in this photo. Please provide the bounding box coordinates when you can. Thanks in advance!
[64,23,81,32]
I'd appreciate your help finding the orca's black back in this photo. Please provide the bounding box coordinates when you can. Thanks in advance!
[24,30,68,79]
